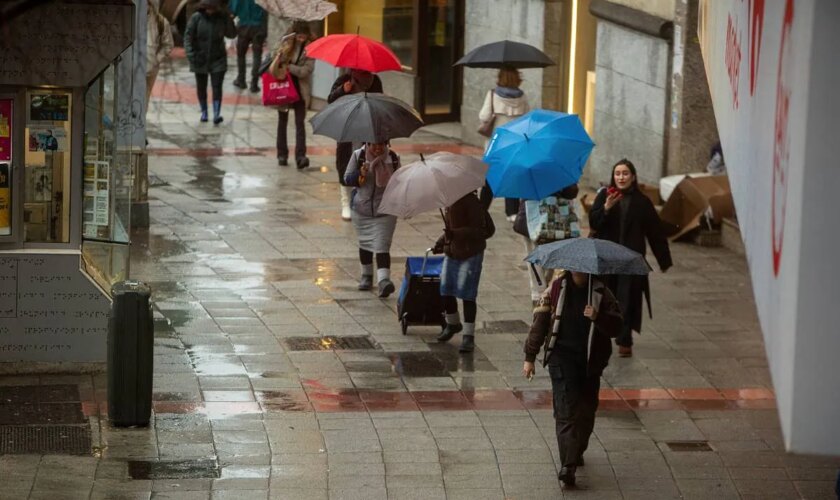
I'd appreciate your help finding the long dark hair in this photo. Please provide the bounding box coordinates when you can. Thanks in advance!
[608,158,639,190]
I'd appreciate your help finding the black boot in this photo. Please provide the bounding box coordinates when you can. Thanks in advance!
[458,335,475,353]
[558,466,576,488]
[437,323,462,343]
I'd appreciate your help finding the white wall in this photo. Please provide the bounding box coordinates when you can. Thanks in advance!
[700,0,840,455]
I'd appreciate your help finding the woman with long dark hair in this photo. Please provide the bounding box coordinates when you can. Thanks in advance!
[589,159,672,357]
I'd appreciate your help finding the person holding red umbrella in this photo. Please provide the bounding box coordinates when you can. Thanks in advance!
[305,31,401,221]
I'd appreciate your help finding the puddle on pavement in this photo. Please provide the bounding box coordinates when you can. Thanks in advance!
[284,336,377,351]
[128,458,220,480]
[389,345,497,377]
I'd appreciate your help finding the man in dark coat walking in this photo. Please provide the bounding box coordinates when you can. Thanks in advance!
[327,69,383,221]
[523,271,622,488]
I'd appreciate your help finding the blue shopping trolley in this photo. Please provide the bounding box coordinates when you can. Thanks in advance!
[397,249,446,335]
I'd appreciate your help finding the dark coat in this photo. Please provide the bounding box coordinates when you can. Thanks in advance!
[434,193,487,261]
[328,74,384,176]
[184,10,236,74]
[588,188,672,333]
[524,273,623,376]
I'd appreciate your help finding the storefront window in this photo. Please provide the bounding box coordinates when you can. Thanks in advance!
[340,0,415,70]
[0,98,13,237]
[23,90,72,243]
[82,65,131,290]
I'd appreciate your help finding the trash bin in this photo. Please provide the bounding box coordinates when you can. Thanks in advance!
[108,280,154,427]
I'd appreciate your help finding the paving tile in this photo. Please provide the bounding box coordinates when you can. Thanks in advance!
[675,478,741,500]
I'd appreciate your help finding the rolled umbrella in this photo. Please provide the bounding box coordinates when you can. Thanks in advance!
[454,40,555,69]
[483,109,594,200]
[378,152,488,218]
[310,93,423,144]
[255,0,337,20]
[305,33,401,73]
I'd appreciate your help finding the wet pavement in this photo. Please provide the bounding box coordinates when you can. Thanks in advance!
[1,51,839,500]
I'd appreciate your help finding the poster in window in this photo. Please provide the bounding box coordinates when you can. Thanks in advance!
[28,127,67,152]
[0,99,12,162]
[25,165,52,202]
[0,163,10,235]
[29,94,69,121]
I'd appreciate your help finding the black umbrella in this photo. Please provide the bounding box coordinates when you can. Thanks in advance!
[454,40,555,69]
[310,93,424,143]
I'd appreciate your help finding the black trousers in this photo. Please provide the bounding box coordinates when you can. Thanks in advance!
[549,353,600,468]
[505,198,520,217]
[195,72,224,106]
[616,323,633,347]
[236,25,266,83]
[277,99,307,159]
[336,142,353,185]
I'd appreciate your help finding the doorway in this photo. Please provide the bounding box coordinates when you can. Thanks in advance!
[416,0,464,124]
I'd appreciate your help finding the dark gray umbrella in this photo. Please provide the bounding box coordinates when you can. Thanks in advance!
[310,93,424,144]
[454,40,555,69]
[525,238,650,275]
[526,237,650,367]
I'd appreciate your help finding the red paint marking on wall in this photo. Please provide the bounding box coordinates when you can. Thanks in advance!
[772,0,793,276]
[725,13,743,108]
[749,0,765,96]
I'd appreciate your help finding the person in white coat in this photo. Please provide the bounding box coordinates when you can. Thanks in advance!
[478,67,529,220]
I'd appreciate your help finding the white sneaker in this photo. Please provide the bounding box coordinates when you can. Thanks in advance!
[506,214,516,222]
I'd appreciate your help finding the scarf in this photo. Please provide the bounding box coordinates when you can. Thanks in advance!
[365,145,393,188]
[495,86,524,98]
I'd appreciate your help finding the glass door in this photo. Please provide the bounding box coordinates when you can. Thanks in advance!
[418,0,463,123]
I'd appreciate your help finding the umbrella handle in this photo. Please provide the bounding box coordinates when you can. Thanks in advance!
[530,263,542,287]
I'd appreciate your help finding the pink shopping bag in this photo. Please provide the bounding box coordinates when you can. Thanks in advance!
[261,72,300,106]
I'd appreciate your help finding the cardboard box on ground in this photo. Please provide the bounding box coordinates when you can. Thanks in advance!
[659,176,734,240]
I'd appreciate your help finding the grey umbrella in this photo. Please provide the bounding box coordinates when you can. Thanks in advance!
[309,93,424,144]
[525,238,650,276]
[454,40,555,69]
[525,237,650,365]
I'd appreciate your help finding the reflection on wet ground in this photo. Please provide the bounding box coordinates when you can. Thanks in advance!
[389,346,497,377]
[128,458,220,480]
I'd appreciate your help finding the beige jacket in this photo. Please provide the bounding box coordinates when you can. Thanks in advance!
[478,90,530,123]
[147,4,174,73]
[270,39,315,108]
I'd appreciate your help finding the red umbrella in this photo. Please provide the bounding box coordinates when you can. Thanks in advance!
[305,34,402,73]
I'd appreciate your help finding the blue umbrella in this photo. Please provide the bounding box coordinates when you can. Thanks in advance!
[483,109,594,200]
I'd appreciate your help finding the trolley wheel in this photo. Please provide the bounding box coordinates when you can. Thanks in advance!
[400,316,408,335]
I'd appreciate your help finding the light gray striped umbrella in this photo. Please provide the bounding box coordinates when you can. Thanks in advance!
[525,238,650,275]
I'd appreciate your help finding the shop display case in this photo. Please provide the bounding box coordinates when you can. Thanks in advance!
[81,66,131,292]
